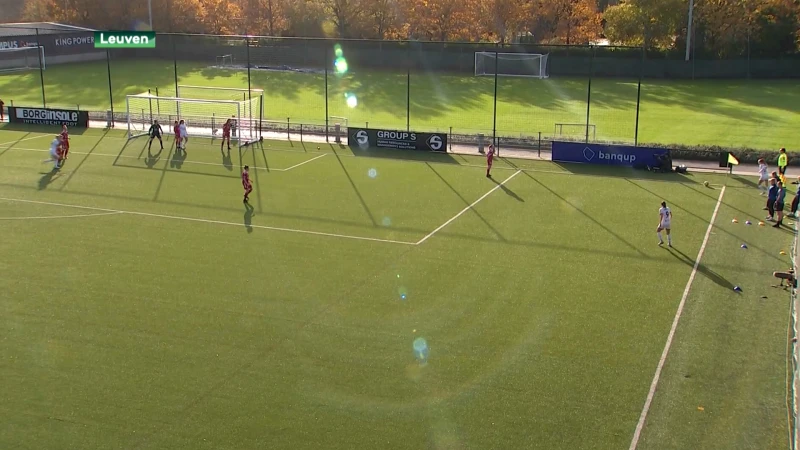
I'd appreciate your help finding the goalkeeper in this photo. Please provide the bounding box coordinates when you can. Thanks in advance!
[148,120,164,151]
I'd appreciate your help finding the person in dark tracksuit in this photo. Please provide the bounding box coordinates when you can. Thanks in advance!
[767,178,778,221]
[774,181,787,227]
[791,180,800,218]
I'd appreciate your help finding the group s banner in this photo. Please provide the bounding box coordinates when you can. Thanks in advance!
[9,106,89,128]
[552,141,671,167]
[348,127,447,152]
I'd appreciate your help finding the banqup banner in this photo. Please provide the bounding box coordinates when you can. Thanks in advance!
[348,127,447,152]
[552,141,670,167]
[9,106,89,127]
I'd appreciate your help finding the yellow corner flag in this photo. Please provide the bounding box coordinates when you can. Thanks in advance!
[727,153,740,165]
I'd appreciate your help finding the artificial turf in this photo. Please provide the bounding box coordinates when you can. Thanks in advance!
[0,124,793,449]
[0,59,798,150]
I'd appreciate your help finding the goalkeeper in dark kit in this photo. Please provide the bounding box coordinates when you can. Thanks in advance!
[148,120,164,150]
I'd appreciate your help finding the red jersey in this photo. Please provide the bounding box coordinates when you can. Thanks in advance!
[487,145,495,161]
[242,170,251,187]
[60,128,69,147]
[173,124,180,136]
[222,122,232,136]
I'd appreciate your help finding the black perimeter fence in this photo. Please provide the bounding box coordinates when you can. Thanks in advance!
[1,28,799,152]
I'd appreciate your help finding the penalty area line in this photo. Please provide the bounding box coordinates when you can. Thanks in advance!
[0,197,417,246]
[416,169,521,245]
[0,134,53,147]
[0,211,123,221]
[628,185,727,450]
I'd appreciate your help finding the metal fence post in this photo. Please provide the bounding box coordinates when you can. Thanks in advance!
[406,44,411,132]
[106,50,114,126]
[36,28,45,107]
[324,52,329,141]
[634,46,644,146]
[246,33,252,106]
[492,50,498,146]
[172,36,179,117]
[585,45,594,143]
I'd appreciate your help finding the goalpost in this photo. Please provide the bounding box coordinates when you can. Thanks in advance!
[126,94,257,147]
[554,123,596,141]
[0,46,46,73]
[475,52,549,78]
[168,85,264,142]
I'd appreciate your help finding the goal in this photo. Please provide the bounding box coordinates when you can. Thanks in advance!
[126,94,256,147]
[554,123,596,141]
[165,85,264,141]
[0,46,45,73]
[215,54,233,67]
[475,52,548,78]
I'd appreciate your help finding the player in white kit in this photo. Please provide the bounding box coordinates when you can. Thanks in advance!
[657,201,672,247]
[41,135,64,170]
[757,158,769,194]
[178,120,188,150]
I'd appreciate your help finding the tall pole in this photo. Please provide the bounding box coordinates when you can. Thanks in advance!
[36,28,46,107]
[324,51,329,141]
[585,46,594,143]
[634,46,644,146]
[173,37,179,118]
[148,0,153,30]
[492,51,498,146]
[106,50,114,125]
[685,0,694,62]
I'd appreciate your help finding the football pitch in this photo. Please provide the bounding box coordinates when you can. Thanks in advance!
[0,125,794,449]
[0,59,799,150]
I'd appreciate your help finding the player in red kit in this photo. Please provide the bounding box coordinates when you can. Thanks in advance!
[221,118,232,151]
[0,98,5,121]
[486,143,495,178]
[242,165,253,203]
[173,120,181,150]
[60,124,70,160]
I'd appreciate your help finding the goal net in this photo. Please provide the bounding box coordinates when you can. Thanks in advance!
[475,52,549,78]
[0,46,45,73]
[126,94,256,146]
[163,85,264,141]
[216,55,233,67]
[554,123,596,141]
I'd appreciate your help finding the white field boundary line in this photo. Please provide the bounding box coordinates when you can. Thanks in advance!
[628,185,727,450]
[0,134,53,147]
[0,197,417,246]
[0,211,122,221]
[416,170,522,245]
[0,147,325,172]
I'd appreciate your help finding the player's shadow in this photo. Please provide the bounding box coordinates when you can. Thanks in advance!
[221,149,233,172]
[667,247,735,291]
[490,176,524,202]
[243,202,255,233]
[170,149,187,169]
[145,148,163,168]
[731,175,759,188]
[38,169,60,190]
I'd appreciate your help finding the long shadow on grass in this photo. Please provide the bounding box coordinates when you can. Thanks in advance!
[522,170,649,258]
[490,176,524,202]
[332,151,377,226]
[426,163,505,240]
[337,145,461,165]
[58,131,109,191]
[627,180,785,264]
[37,169,61,190]
[553,162,693,183]
[667,246,735,291]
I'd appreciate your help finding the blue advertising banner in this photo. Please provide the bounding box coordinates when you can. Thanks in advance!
[552,141,670,167]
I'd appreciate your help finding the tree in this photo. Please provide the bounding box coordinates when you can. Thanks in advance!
[405,0,480,41]
[283,0,327,37]
[240,0,288,35]
[603,0,685,48]
[480,0,532,43]
[199,0,240,34]
[361,0,402,39]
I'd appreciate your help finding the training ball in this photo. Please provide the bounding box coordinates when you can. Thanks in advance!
[704,181,709,187]
[759,221,766,226]
[732,219,738,223]
[741,244,747,249]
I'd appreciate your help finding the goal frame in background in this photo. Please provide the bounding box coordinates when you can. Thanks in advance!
[474,52,549,79]
[173,85,264,142]
[0,45,46,74]
[125,94,258,147]
[554,123,597,142]
[215,54,233,67]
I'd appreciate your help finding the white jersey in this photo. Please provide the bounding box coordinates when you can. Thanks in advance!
[49,138,60,156]
[759,163,768,180]
[659,207,672,227]
[179,123,187,136]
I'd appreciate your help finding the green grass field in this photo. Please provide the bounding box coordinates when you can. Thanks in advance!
[1,59,798,150]
[0,124,794,449]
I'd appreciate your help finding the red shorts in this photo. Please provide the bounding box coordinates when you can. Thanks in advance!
[487,159,493,166]
[223,131,231,139]
[243,183,252,191]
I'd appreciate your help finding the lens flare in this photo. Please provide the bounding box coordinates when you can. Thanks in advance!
[382,217,392,227]
[345,93,358,108]
[413,337,429,363]
[334,57,348,75]
[398,286,408,300]
[334,44,343,58]
[368,168,377,178]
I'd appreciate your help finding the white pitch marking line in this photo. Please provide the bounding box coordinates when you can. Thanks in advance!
[416,169,521,245]
[276,153,327,171]
[2,147,320,173]
[0,134,53,147]
[628,185,726,450]
[0,211,123,221]
[0,197,417,246]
